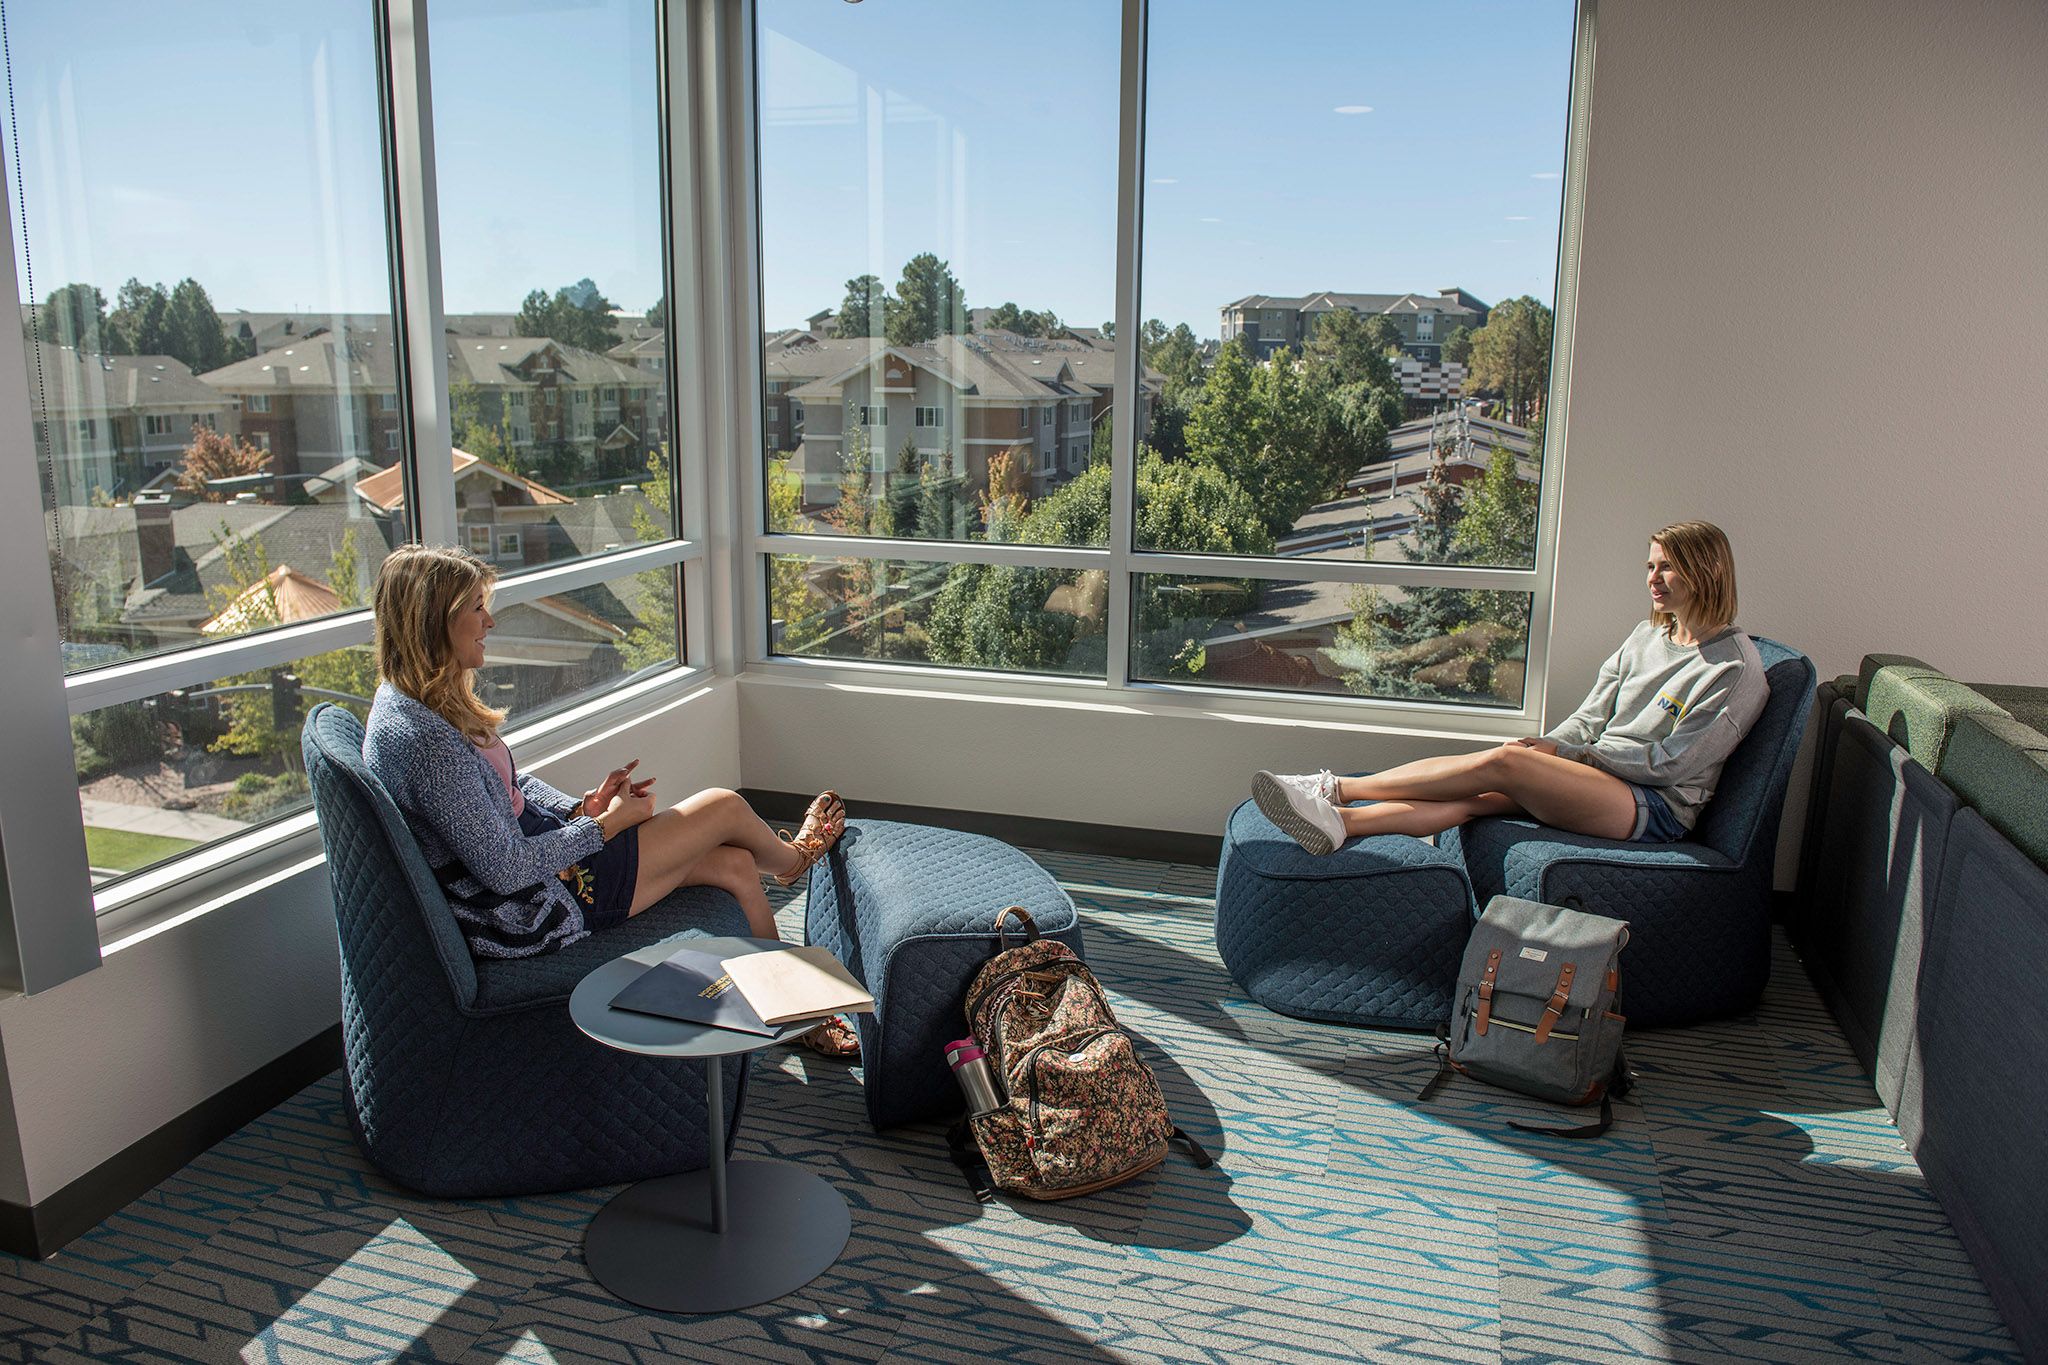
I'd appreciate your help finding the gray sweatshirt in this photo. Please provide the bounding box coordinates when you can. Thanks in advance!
[1543,621,1768,830]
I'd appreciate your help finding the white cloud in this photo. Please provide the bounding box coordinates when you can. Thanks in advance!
[1531,171,1560,179]
[1200,216,1223,223]
[1151,177,1179,185]
[1333,104,1374,115]
[1505,215,1531,221]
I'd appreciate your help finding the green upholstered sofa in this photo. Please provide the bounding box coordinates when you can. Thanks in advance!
[1794,656,2048,1359]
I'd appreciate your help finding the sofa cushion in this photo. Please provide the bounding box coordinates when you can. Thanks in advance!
[1970,683,2048,736]
[1858,656,2009,772]
[470,887,751,1014]
[1939,713,2048,868]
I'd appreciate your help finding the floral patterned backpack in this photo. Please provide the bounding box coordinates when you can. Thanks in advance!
[947,907,1213,1201]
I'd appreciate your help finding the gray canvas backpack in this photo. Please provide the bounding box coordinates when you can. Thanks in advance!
[1420,895,1632,1138]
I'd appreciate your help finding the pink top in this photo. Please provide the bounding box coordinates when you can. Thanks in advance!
[477,736,524,817]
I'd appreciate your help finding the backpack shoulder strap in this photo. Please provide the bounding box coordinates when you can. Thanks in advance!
[946,1120,996,1203]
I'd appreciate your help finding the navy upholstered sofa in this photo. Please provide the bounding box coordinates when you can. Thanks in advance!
[1793,657,2048,1360]
[303,703,753,1199]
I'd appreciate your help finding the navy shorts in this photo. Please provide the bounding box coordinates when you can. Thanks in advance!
[1627,784,1686,844]
[519,804,639,933]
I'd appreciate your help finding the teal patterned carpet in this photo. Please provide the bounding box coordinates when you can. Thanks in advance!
[0,849,2020,1363]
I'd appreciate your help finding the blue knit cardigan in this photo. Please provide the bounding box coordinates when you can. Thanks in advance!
[363,683,603,958]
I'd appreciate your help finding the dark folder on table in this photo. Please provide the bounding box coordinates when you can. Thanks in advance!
[607,945,776,1035]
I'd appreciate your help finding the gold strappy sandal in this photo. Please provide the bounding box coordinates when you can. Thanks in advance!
[797,1014,861,1058]
[772,790,845,888]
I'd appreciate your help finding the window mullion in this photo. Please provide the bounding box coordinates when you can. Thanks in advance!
[1105,0,1149,692]
[383,0,457,547]
[0,171,100,991]
[1522,0,1601,729]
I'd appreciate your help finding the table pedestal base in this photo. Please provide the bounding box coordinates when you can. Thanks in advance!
[582,1161,850,1313]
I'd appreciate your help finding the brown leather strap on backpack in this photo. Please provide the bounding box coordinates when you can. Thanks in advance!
[994,905,1041,949]
[1532,962,1577,1044]
[1474,949,1502,1034]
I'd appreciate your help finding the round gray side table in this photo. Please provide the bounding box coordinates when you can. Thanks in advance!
[569,933,851,1314]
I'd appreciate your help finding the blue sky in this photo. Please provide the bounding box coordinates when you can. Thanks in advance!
[6,0,1574,339]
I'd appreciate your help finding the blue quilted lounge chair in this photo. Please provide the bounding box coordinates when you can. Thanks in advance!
[302,703,753,1198]
[1441,636,1816,1027]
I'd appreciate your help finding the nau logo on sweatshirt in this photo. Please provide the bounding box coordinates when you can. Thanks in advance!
[1655,690,1691,720]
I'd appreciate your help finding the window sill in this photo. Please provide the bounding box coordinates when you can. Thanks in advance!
[92,664,723,957]
[740,655,1538,743]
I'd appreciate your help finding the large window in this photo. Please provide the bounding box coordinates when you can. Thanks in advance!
[11,4,397,671]
[4,0,692,912]
[430,0,679,569]
[756,0,1127,671]
[752,0,1582,706]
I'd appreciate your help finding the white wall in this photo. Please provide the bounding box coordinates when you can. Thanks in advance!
[0,679,740,1204]
[1549,0,2048,879]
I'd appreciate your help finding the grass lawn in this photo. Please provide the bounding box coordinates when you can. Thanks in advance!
[85,826,203,874]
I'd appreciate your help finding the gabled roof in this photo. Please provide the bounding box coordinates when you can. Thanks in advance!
[27,344,228,414]
[200,564,344,635]
[354,448,572,513]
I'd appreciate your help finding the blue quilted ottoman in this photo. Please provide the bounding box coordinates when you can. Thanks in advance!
[804,820,1084,1130]
[1215,798,1475,1029]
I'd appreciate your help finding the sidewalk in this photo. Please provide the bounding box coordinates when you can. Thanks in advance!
[79,797,251,842]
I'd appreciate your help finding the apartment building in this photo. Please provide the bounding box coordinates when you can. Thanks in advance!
[199,332,659,482]
[1220,286,1490,363]
[781,329,1147,511]
[27,343,237,506]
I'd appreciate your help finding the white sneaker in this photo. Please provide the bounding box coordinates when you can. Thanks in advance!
[1252,770,1346,856]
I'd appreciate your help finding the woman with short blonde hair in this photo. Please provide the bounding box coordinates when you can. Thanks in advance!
[362,544,856,1053]
[1252,520,1767,851]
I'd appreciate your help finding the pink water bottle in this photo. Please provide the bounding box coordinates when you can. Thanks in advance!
[944,1037,1003,1116]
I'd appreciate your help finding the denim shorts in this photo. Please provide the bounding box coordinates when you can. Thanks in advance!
[1628,784,1686,843]
[519,804,639,933]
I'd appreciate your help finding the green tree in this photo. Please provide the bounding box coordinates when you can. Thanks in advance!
[1183,339,1357,541]
[1332,453,1496,701]
[766,454,825,651]
[1442,323,1474,366]
[108,278,172,356]
[38,283,110,353]
[1467,296,1553,425]
[1147,322,1205,398]
[1452,445,1539,627]
[164,278,234,373]
[515,279,623,353]
[619,447,683,670]
[984,302,1059,337]
[645,295,666,331]
[885,253,968,346]
[926,449,1269,676]
[1302,308,1395,390]
[1361,314,1406,356]
[1099,320,1116,340]
[450,379,515,470]
[833,273,888,340]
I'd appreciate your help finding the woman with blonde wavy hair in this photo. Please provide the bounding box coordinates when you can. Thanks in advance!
[1251,520,1768,852]
[362,544,857,1054]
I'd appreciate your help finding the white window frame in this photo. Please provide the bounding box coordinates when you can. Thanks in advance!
[0,0,711,990]
[739,0,1592,736]
[915,405,943,428]
[496,528,523,559]
[144,414,174,436]
[465,523,493,554]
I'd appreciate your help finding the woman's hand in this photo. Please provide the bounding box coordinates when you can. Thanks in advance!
[1511,737,1560,755]
[598,780,657,838]
[581,759,640,818]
